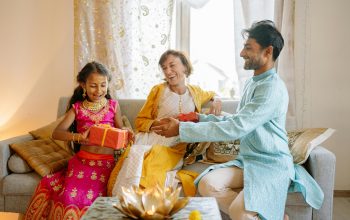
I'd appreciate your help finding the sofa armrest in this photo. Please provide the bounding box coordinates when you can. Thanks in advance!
[304,146,336,220]
[0,134,34,179]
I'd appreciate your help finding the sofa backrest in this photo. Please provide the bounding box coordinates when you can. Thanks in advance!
[57,97,239,128]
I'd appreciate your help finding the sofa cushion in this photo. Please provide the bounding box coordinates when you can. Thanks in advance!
[184,140,240,165]
[29,116,71,152]
[206,140,240,163]
[2,172,41,195]
[8,153,33,173]
[288,128,335,164]
[10,138,72,177]
[185,128,335,166]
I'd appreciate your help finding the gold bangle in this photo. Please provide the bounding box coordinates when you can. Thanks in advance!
[72,133,76,142]
[77,134,81,144]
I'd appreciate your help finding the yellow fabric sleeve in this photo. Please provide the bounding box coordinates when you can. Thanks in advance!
[134,84,164,132]
[188,84,216,113]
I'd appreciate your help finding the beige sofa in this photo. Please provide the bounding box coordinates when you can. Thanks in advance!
[0,97,336,220]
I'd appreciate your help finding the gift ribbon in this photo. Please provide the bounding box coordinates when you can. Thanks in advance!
[101,127,111,146]
[95,124,128,148]
[95,124,112,147]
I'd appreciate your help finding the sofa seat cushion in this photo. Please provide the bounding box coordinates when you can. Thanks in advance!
[2,172,41,195]
[286,192,309,206]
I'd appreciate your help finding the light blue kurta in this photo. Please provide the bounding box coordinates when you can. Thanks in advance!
[179,68,324,220]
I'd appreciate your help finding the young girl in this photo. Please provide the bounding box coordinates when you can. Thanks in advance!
[24,61,131,220]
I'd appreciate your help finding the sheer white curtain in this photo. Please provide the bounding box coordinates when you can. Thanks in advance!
[233,0,301,130]
[74,0,174,98]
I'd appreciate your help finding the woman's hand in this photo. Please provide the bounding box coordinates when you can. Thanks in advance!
[208,97,222,115]
[150,119,162,129]
[122,127,135,143]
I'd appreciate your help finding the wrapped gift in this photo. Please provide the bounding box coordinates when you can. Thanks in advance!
[89,124,128,149]
[178,112,199,122]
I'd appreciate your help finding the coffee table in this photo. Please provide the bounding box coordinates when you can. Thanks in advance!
[81,197,222,220]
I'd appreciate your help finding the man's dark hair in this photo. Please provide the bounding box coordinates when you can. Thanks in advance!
[242,20,284,61]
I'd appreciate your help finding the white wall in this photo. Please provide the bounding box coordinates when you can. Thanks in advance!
[0,0,349,190]
[0,0,74,140]
[307,0,350,190]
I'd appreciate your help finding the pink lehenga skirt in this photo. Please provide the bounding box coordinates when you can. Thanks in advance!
[24,150,115,220]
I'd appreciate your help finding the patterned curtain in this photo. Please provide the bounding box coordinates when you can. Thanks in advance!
[74,0,174,98]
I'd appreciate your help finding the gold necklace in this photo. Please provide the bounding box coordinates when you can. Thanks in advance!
[82,98,107,112]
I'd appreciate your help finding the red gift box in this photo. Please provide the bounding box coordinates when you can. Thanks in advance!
[178,112,199,122]
[89,124,128,149]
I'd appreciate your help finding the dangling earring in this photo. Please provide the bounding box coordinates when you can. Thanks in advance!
[82,88,86,98]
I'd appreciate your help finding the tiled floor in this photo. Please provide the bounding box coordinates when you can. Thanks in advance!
[333,197,350,220]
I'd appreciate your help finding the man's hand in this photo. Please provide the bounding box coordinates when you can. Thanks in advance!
[208,97,222,115]
[151,117,180,137]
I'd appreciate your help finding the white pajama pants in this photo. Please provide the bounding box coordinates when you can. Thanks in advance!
[197,167,260,220]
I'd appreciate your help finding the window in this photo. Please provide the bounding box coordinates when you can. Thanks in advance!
[170,0,239,99]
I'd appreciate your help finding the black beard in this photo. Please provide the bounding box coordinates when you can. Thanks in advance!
[243,60,262,70]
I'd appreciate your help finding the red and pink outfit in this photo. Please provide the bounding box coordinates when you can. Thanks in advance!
[25,99,117,220]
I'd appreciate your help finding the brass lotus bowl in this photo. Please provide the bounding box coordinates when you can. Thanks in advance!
[113,184,189,219]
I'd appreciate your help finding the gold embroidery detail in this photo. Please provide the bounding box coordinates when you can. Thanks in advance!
[68,169,74,177]
[77,171,84,179]
[99,174,106,183]
[106,161,111,168]
[87,189,94,200]
[50,179,59,187]
[97,160,103,166]
[99,192,103,197]
[89,160,96,166]
[71,187,78,198]
[53,184,62,192]
[80,101,110,124]
[59,187,65,196]
[91,171,97,180]
[81,159,86,164]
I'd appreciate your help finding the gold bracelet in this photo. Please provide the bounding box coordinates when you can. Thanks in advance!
[77,134,81,144]
[72,133,76,142]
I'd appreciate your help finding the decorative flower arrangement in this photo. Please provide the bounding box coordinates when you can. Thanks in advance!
[113,184,189,219]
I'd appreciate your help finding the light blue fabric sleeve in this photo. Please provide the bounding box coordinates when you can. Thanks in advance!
[180,81,283,143]
[198,114,231,122]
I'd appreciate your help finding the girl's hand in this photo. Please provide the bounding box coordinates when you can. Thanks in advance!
[122,127,135,143]
[208,97,222,115]
[79,129,90,145]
